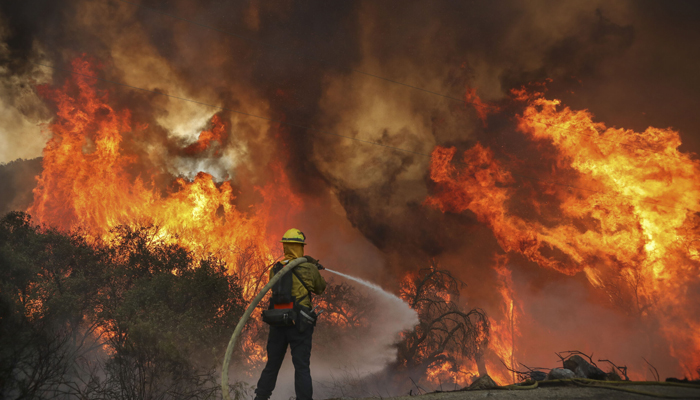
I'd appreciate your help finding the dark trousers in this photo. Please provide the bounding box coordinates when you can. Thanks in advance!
[255,324,314,400]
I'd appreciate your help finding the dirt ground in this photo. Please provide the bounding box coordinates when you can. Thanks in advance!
[345,382,700,400]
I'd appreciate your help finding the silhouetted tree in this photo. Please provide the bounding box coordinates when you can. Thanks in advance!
[396,262,489,381]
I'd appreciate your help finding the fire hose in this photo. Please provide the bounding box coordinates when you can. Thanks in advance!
[221,257,307,400]
[220,259,700,400]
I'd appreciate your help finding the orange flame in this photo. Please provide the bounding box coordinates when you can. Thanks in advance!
[517,95,700,373]
[465,86,500,127]
[426,91,700,376]
[30,57,301,298]
[488,255,520,385]
[28,57,304,370]
[183,114,227,155]
[425,360,479,388]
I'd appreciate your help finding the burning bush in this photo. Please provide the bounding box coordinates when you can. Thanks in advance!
[396,263,489,388]
[315,280,375,331]
[0,212,247,399]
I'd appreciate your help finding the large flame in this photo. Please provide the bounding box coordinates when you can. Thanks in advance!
[28,58,306,371]
[426,90,700,377]
[489,255,520,385]
[29,58,302,297]
[25,56,700,384]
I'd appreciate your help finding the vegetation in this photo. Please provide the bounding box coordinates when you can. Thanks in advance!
[314,265,491,397]
[0,212,246,399]
[397,263,490,379]
[0,211,493,398]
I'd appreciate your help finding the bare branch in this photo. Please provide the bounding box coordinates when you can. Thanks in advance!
[642,357,660,382]
[598,359,629,381]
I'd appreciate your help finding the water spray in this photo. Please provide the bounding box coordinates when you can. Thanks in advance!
[321,267,419,375]
[324,268,410,311]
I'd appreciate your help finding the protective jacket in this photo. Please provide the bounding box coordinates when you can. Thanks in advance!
[269,260,326,308]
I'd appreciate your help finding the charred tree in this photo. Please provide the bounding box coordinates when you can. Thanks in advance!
[395,262,489,380]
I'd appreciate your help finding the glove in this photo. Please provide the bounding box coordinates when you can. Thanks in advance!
[304,255,318,265]
[316,263,325,271]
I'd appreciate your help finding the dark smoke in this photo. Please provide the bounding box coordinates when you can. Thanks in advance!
[0,158,42,215]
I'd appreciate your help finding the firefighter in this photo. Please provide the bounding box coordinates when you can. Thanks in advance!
[254,228,327,400]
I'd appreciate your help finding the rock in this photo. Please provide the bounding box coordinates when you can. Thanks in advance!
[548,368,576,380]
[530,371,548,381]
[563,355,607,380]
[467,374,498,390]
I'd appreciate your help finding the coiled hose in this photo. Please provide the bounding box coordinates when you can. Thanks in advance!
[221,257,307,400]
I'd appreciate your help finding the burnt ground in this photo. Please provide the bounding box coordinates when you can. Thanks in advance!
[345,382,700,400]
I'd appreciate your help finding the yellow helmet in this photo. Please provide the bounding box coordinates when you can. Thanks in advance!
[280,228,306,245]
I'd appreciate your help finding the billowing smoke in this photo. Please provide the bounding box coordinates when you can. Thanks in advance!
[2,0,700,385]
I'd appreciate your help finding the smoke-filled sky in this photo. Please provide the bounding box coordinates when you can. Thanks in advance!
[3,0,700,239]
[2,0,700,380]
